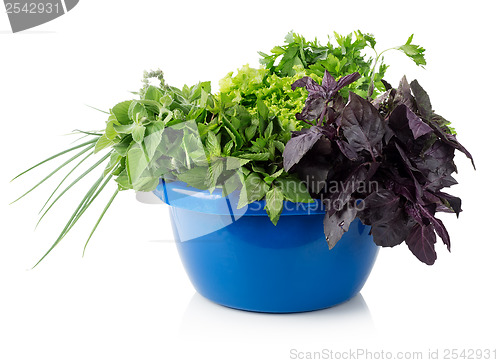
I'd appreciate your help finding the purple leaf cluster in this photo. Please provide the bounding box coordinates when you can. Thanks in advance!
[284,71,473,265]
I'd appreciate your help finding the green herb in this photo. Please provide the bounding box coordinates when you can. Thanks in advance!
[259,30,426,99]
[12,30,427,265]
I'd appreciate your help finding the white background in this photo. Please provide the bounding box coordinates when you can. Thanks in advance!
[1,1,499,362]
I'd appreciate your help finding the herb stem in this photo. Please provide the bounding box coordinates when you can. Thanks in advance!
[368,47,398,99]
[318,105,328,126]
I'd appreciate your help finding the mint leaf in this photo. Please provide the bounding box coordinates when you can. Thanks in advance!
[226,156,249,170]
[144,85,163,102]
[224,125,243,151]
[126,146,148,187]
[205,131,221,156]
[264,121,273,140]
[222,115,243,150]
[144,121,164,159]
[237,172,269,209]
[263,169,283,185]
[200,88,210,108]
[130,175,159,192]
[265,187,284,225]
[111,101,133,125]
[257,98,269,121]
[222,140,234,156]
[276,176,314,203]
[136,99,162,114]
[182,132,208,166]
[206,159,224,188]
[221,171,243,196]
[273,140,285,153]
[128,101,148,123]
[177,167,210,190]
[131,124,146,143]
[245,124,258,142]
[116,169,132,190]
[113,124,135,134]
[105,116,120,140]
[113,135,133,157]
[238,152,271,161]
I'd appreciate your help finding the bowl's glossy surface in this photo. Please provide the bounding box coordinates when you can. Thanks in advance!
[154,180,379,313]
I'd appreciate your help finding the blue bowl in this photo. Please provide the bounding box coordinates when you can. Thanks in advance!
[153,180,379,313]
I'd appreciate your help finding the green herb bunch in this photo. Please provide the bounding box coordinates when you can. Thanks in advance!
[12,30,426,265]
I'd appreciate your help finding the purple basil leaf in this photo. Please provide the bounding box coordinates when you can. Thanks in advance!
[412,140,458,192]
[340,92,385,158]
[366,161,381,180]
[434,191,462,217]
[405,223,437,265]
[418,205,451,251]
[336,139,358,160]
[294,72,361,124]
[331,94,347,126]
[383,123,395,144]
[436,204,455,214]
[335,72,361,93]
[358,189,410,247]
[324,107,338,125]
[389,104,432,145]
[405,83,476,170]
[423,190,441,204]
[432,217,451,251]
[370,221,409,248]
[394,142,424,203]
[296,158,331,195]
[323,204,357,249]
[405,202,424,225]
[326,166,368,215]
[295,94,327,121]
[419,140,456,171]
[409,79,433,121]
[443,133,475,169]
[381,79,392,91]
[283,127,323,171]
[306,82,326,96]
[321,70,337,93]
[291,76,318,91]
[388,104,414,144]
[393,181,416,203]
[394,141,419,172]
[321,71,360,99]
[313,136,333,155]
[293,76,325,97]
[358,189,400,224]
[426,174,458,191]
[394,76,417,111]
[406,107,433,139]
[409,80,474,169]
[426,118,475,168]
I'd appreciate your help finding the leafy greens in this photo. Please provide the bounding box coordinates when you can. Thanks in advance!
[283,71,473,265]
[13,30,460,266]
